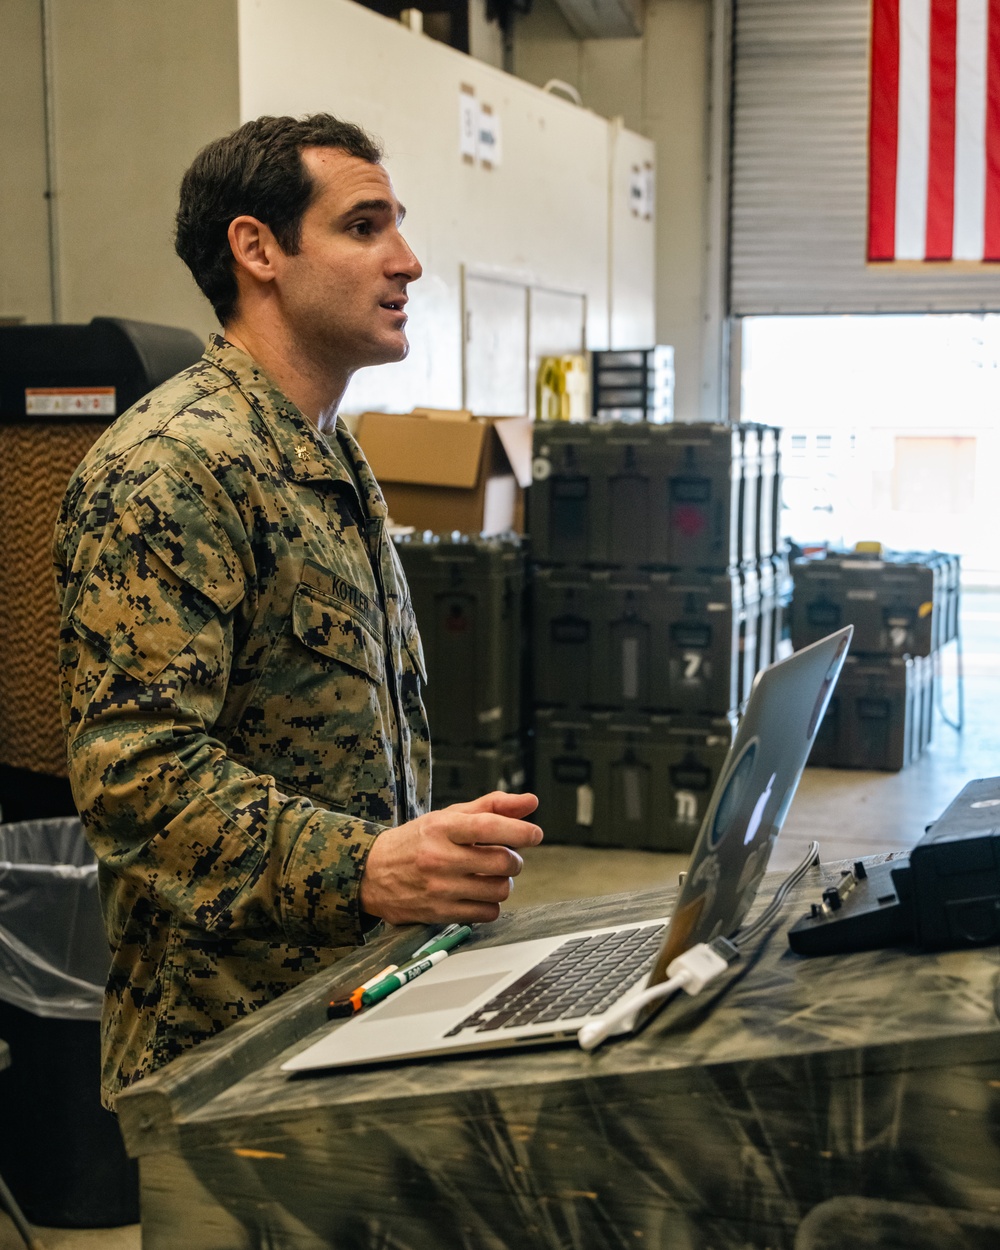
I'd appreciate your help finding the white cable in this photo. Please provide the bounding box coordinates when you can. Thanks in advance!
[579,848,821,1054]
[578,974,689,1052]
[578,940,736,1052]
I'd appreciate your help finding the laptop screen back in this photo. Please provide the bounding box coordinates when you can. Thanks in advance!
[650,627,852,978]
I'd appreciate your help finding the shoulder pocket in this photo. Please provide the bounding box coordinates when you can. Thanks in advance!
[70,465,245,684]
[292,584,385,685]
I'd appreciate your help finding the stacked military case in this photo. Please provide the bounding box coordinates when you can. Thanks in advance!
[591,346,674,423]
[528,419,783,850]
[393,532,527,807]
[792,550,961,770]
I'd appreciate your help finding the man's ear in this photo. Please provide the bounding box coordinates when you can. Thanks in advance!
[227,216,281,286]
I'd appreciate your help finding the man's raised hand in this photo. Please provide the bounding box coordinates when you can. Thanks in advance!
[359,791,543,925]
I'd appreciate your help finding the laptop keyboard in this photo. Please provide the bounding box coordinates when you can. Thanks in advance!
[443,924,666,1036]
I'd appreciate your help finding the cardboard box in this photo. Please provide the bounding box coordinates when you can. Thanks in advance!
[355,408,533,536]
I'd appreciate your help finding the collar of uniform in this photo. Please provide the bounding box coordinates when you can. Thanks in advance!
[203,336,385,519]
[334,417,389,520]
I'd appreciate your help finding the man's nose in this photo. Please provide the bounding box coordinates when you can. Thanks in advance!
[393,232,422,282]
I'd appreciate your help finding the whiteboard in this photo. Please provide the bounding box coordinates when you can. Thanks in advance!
[237,0,655,415]
[463,272,529,415]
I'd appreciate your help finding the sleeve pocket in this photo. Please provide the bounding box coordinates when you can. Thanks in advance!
[127,464,245,615]
[292,584,385,685]
[69,465,245,685]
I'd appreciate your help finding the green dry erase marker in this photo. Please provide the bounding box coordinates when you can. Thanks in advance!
[360,950,447,1008]
[392,924,474,978]
[408,923,464,961]
[362,927,475,1009]
[408,924,473,962]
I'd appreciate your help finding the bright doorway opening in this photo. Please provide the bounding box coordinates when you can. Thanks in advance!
[740,314,1000,584]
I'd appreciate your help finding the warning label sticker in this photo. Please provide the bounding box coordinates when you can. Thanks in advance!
[25,387,116,417]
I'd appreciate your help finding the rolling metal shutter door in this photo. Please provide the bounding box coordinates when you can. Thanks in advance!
[730,0,1000,314]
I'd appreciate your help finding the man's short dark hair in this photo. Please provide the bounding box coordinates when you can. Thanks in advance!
[175,114,383,325]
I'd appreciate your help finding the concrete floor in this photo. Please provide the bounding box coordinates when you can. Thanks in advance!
[2,591,997,1250]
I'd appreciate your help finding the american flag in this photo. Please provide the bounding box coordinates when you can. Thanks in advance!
[868,0,1000,262]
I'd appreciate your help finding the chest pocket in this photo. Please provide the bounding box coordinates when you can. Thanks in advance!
[292,584,385,684]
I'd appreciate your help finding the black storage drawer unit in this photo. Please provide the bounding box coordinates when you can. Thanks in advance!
[591,346,674,423]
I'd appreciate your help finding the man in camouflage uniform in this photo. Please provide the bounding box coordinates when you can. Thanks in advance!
[54,114,542,1109]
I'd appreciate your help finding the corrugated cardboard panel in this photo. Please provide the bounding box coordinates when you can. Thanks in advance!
[380,482,496,535]
[489,418,533,488]
[358,413,486,489]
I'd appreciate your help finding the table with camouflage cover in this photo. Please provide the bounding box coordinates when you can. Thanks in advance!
[117,859,1000,1250]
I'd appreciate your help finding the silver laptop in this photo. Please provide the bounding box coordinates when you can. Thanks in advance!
[282,626,852,1074]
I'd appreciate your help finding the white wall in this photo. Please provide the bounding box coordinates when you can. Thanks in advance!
[1,0,240,340]
[2,0,665,403]
[512,0,717,422]
[468,0,506,69]
[238,0,655,415]
[0,0,51,324]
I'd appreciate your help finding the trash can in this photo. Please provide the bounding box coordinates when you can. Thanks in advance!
[0,818,139,1227]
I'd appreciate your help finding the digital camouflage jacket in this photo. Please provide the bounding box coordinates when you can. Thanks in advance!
[53,335,430,1108]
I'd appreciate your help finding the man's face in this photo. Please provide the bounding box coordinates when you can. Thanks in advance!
[274,146,422,374]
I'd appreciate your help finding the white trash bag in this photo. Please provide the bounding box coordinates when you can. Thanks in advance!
[0,818,106,1020]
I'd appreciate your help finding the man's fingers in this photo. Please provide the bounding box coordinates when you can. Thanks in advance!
[452,901,503,923]
[448,791,540,819]
[435,811,543,848]
[452,874,514,904]
[433,843,524,878]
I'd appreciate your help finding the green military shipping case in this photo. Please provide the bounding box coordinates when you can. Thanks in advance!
[528,421,752,572]
[532,709,734,851]
[792,552,942,657]
[808,653,934,772]
[430,738,527,809]
[394,531,525,748]
[532,566,745,717]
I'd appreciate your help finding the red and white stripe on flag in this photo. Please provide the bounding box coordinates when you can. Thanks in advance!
[868,0,1000,262]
